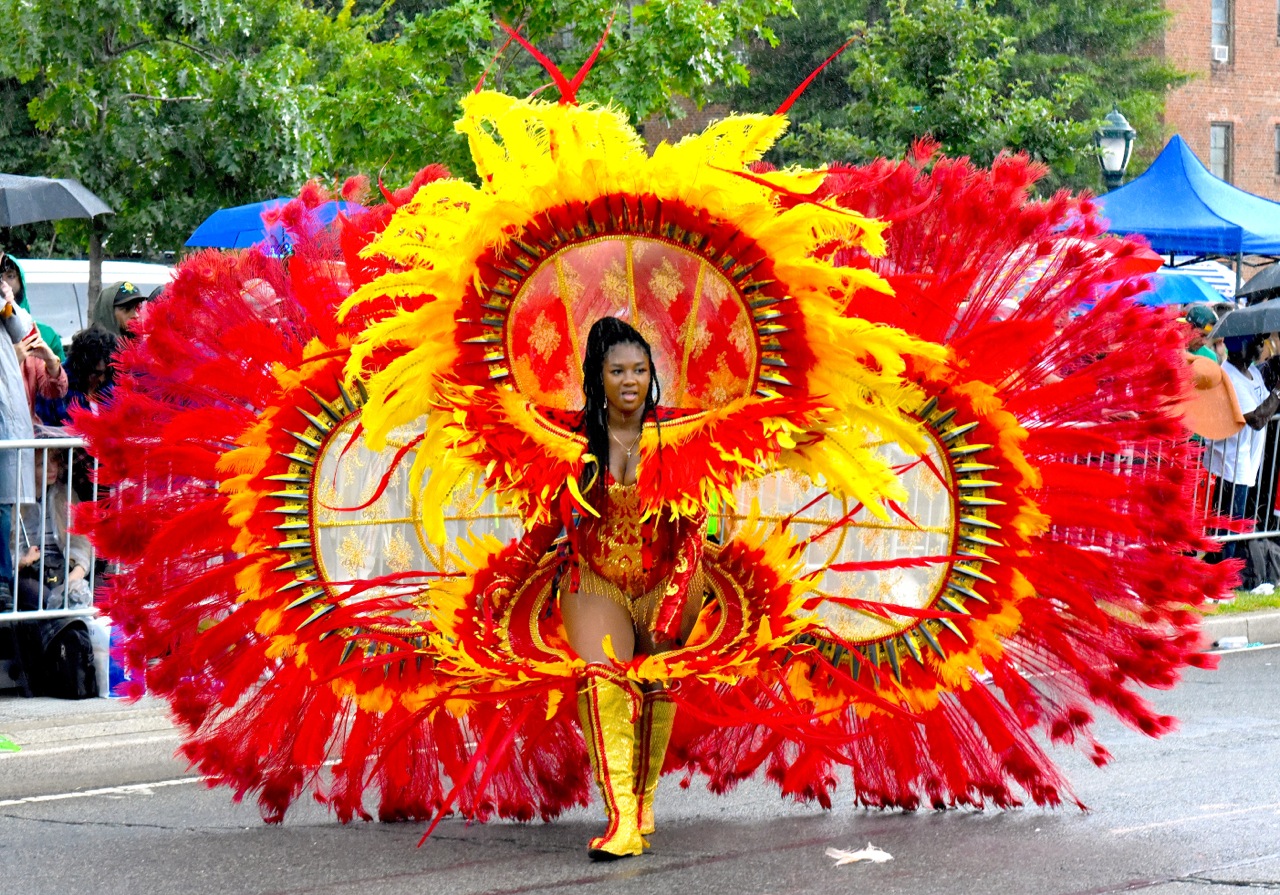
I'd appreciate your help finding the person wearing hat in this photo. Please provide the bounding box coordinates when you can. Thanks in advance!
[1204,333,1280,554]
[1183,304,1221,362]
[90,280,147,337]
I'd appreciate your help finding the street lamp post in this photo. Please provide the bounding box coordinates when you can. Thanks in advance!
[1094,105,1137,191]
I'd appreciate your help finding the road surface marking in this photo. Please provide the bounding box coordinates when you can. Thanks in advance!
[0,776,203,806]
[1112,802,1280,834]
[0,733,179,758]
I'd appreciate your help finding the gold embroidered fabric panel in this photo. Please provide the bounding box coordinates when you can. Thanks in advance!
[506,236,758,411]
[312,416,524,608]
[725,439,955,645]
[570,481,704,630]
[581,483,652,596]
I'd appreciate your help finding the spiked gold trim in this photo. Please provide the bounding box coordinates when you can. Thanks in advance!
[270,380,432,653]
[800,396,1002,683]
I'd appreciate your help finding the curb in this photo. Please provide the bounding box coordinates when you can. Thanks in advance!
[1200,610,1280,648]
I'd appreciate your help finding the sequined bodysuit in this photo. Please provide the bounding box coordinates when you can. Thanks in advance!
[574,479,705,633]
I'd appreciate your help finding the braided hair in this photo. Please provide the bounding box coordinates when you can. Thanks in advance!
[580,317,661,505]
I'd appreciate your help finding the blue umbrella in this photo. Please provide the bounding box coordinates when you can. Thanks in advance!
[185,199,359,249]
[1135,268,1225,306]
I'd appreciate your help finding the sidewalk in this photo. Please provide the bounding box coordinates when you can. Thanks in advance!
[1200,609,1280,648]
[0,692,171,734]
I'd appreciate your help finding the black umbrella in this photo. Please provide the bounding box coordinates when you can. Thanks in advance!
[1238,262,1280,305]
[0,174,112,228]
[1210,300,1280,339]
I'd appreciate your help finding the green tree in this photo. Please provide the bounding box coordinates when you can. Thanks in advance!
[1,0,791,259]
[729,0,1180,193]
[2,0,333,256]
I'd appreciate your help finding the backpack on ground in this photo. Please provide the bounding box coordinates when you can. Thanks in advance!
[39,620,99,700]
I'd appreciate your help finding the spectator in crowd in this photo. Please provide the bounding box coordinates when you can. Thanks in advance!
[14,327,67,422]
[0,263,40,594]
[4,444,96,697]
[90,281,146,337]
[36,326,117,428]
[1213,301,1238,320]
[15,445,94,610]
[0,252,66,362]
[1205,332,1280,555]
[1184,305,1221,362]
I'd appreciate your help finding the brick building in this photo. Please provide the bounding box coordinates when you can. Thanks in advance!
[1160,0,1280,199]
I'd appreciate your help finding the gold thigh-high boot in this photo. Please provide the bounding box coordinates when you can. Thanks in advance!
[634,688,676,836]
[578,671,645,860]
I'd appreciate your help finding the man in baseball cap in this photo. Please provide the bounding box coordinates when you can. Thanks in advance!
[1181,304,1220,361]
[91,281,147,337]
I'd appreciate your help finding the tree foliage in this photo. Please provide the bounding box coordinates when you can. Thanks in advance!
[729,0,1181,193]
[0,0,788,257]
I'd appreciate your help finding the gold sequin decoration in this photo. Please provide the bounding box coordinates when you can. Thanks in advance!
[586,483,650,595]
[703,356,743,408]
[384,530,414,573]
[528,311,561,359]
[728,309,754,357]
[691,325,714,358]
[648,258,683,309]
[338,533,369,578]
[601,258,630,311]
[316,481,339,525]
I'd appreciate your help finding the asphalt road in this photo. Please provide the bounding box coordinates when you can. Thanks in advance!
[1,647,1278,895]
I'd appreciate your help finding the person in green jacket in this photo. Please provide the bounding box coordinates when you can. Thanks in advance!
[0,253,66,362]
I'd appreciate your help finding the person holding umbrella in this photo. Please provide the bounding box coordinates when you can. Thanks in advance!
[1205,331,1280,554]
[0,263,41,597]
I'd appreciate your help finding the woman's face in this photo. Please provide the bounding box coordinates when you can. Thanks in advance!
[602,342,650,417]
[1,265,20,297]
[41,452,66,486]
[86,360,108,395]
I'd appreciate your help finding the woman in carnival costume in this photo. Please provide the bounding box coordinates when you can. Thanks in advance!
[76,43,1234,861]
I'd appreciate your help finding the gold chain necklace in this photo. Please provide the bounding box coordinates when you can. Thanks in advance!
[609,427,643,460]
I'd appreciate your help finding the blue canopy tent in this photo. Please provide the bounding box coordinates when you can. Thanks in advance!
[1094,135,1280,290]
[186,199,359,250]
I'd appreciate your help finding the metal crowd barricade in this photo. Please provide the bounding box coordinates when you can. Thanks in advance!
[1200,416,1280,548]
[0,436,98,624]
[1046,420,1280,554]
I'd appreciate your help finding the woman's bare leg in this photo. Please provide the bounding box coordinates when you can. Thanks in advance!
[562,591,637,664]
[634,590,701,658]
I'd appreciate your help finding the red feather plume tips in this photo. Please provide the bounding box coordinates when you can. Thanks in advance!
[73,180,509,825]
[654,151,1229,815]
[700,147,1230,810]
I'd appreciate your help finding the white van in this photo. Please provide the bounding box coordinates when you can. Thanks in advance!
[13,258,174,342]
